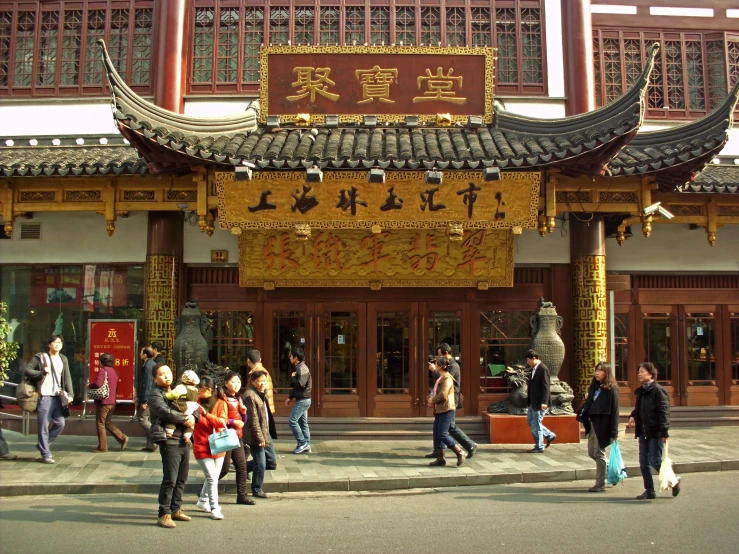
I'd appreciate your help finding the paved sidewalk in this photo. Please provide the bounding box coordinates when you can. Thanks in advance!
[1,427,738,497]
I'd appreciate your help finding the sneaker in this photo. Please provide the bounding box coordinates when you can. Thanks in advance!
[0,454,17,460]
[588,485,605,493]
[171,510,191,521]
[41,457,55,464]
[210,508,224,520]
[672,477,681,497]
[636,490,656,500]
[545,435,556,448]
[157,514,176,529]
[294,443,311,454]
[195,499,211,513]
[527,448,544,454]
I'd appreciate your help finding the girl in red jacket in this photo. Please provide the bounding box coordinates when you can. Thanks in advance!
[193,376,228,520]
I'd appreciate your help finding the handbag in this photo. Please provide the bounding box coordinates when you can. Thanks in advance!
[49,357,71,418]
[87,372,110,401]
[606,439,627,486]
[658,442,678,491]
[208,428,239,455]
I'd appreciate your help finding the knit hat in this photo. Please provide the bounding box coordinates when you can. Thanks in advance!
[181,370,200,386]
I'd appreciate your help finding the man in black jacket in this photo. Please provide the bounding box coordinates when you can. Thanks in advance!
[137,347,157,452]
[284,347,312,454]
[149,363,197,529]
[24,335,73,464]
[424,343,477,459]
[629,362,680,499]
[525,349,556,453]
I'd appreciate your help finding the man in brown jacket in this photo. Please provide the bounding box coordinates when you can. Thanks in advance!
[243,370,271,499]
[246,350,278,476]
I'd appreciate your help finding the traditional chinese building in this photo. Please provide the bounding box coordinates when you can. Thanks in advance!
[1,1,738,417]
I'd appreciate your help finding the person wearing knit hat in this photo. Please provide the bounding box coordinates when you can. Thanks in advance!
[165,370,202,445]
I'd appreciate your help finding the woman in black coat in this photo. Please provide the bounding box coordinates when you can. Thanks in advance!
[582,362,620,492]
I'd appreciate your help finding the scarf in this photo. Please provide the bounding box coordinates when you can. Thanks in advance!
[642,380,655,391]
[199,394,217,414]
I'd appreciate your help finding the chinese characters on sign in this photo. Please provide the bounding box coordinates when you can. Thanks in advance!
[217,171,539,230]
[88,320,137,401]
[262,47,493,123]
[240,228,513,288]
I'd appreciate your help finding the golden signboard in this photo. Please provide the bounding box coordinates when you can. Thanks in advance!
[239,228,513,288]
[217,171,540,231]
[260,45,495,125]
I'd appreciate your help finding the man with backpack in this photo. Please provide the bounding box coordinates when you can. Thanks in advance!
[24,335,73,464]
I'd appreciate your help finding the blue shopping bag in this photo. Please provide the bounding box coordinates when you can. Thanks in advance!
[607,439,627,486]
[208,428,240,455]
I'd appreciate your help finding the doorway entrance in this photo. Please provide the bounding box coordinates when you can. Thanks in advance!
[265,301,464,417]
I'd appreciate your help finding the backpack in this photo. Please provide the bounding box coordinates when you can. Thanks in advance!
[15,357,40,413]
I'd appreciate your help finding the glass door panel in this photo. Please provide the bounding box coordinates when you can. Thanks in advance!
[427,310,462,393]
[683,311,719,406]
[319,309,363,416]
[730,313,739,405]
[643,313,677,403]
[271,309,308,414]
[376,311,410,394]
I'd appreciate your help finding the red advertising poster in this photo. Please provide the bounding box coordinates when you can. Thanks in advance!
[88,320,137,402]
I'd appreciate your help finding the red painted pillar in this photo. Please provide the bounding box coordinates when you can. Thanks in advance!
[562,0,595,116]
[154,0,191,113]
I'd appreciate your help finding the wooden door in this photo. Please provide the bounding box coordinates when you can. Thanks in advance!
[367,302,422,416]
[679,306,721,406]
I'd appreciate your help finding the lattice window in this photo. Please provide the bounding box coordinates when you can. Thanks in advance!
[61,11,82,86]
[471,8,491,47]
[36,11,59,87]
[520,8,542,85]
[131,9,152,85]
[420,7,440,46]
[446,7,465,47]
[269,6,289,46]
[242,7,264,83]
[495,8,517,86]
[614,313,629,385]
[217,7,239,83]
[192,7,214,83]
[593,35,601,107]
[320,7,339,46]
[13,12,35,87]
[395,6,416,46]
[83,10,106,86]
[370,6,389,45]
[728,40,739,89]
[109,9,130,77]
[294,7,314,46]
[0,12,10,87]
[346,6,365,46]
[593,29,736,119]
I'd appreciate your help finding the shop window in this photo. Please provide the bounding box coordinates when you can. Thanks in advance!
[204,310,255,381]
[643,314,672,385]
[0,1,153,98]
[593,29,739,119]
[479,311,531,393]
[428,311,462,390]
[614,313,629,386]
[0,265,145,403]
[188,1,546,95]
[685,313,715,386]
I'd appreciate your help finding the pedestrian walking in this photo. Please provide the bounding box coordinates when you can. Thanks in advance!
[427,358,466,466]
[424,343,477,459]
[243,369,271,499]
[284,347,312,454]
[217,371,255,505]
[246,350,278,476]
[88,352,128,453]
[137,347,157,452]
[149,363,197,528]
[581,362,619,492]
[193,376,228,520]
[629,362,681,499]
[24,335,73,464]
[525,349,556,453]
[0,423,17,460]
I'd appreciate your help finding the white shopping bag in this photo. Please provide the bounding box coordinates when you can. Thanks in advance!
[658,441,678,491]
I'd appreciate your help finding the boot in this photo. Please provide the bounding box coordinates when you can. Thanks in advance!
[424,449,439,459]
[171,510,191,521]
[452,445,466,466]
[429,449,446,467]
[157,514,176,529]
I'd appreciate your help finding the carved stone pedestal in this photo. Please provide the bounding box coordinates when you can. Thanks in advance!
[482,413,581,444]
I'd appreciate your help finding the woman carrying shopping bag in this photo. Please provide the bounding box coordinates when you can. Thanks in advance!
[582,362,620,492]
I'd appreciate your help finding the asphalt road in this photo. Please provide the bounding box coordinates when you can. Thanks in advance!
[1,471,737,554]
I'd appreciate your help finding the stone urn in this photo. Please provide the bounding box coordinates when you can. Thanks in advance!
[529,298,565,383]
[172,300,210,377]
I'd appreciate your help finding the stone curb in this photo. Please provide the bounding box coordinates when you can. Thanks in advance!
[2,458,737,498]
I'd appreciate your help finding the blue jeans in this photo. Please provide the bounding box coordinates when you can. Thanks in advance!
[37,395,65,459]
[248,442,277,472]
[249,444,266,493]
[638,436,664,493]
[288,398,311,446]
[527,405,555,450]
[433,410,457,450]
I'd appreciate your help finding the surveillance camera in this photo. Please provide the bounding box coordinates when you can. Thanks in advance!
[657,206,675,220]
[176,203,188,211]
[643,202,661,216]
